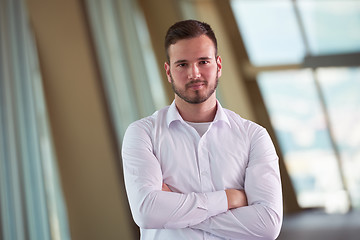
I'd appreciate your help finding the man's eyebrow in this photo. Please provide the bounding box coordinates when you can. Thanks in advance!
[173,57,212,65]
[173,59,187,65]
[198,57,212,60]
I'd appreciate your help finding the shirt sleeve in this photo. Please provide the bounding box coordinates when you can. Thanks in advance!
[121,121,228,229]
[191,127,283,239]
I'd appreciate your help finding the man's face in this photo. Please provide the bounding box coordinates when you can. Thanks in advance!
[164,35,222,104]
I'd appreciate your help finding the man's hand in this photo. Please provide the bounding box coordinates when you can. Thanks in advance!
[225,189,248,209]
[162,183,172,192]
[162,183,247,210]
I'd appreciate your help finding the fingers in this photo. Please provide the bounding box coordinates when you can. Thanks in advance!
[162,183,172,192]
[225,189,248,209]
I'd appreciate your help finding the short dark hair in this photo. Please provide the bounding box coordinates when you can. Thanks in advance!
[164,19,218,62]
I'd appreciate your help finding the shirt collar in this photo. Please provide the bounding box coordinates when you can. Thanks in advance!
[166,100,183,127]
[166,100,231,128]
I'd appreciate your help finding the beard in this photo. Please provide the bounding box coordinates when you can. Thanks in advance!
[170,71,219,104]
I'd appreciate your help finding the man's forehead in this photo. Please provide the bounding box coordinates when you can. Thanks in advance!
[168,36,216,63]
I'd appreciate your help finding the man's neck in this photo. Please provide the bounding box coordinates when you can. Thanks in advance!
[174,95,217,123]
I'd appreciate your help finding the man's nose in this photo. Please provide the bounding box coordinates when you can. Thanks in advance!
[188,64,200,79]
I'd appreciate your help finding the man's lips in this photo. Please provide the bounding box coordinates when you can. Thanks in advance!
[186,81,206,90]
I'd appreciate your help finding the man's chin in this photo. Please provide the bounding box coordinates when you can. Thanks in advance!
[179,94,210,104]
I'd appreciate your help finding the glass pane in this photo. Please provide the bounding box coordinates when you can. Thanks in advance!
[231,0,305,66]
[298,0,360,55]
[258,69,349,212]
[317,67,360,208]
[0,0,70,238]
[86,0,167,139]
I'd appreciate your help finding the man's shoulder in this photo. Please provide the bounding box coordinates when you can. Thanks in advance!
[222,107,264,131]
[128,105,170,130]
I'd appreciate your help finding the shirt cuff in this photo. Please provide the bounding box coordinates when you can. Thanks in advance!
[205,190,228,217]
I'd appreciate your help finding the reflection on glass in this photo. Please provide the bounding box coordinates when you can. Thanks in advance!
[298,0,360,55]
[317,67,360,208]
[258,69,349,212]
[231,0,305,66]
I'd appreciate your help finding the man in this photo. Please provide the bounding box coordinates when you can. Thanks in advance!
[122,20,283,239]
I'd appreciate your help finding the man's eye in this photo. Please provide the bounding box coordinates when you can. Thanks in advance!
[177,63,187,67]
[199,61,209,64]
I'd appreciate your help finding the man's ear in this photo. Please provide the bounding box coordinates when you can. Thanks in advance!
[216,56,222,77]
[164,62,172,83]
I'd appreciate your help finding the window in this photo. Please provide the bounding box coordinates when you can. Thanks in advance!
[0,0,70,239]
[85,0,167,139]
[298,1,360,55]
[231,0,360,212]
[258,69,348,211]
[317,67,360,209]
[231,0,305,66]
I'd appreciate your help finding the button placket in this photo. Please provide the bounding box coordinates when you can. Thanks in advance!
[198,136,213,192]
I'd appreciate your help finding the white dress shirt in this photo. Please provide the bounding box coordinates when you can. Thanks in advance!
[122,100,283,240]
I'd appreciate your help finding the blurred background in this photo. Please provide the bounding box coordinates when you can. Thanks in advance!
[1,0,359,239]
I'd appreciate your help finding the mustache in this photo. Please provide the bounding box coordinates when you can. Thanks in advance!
[185,80,207,89]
